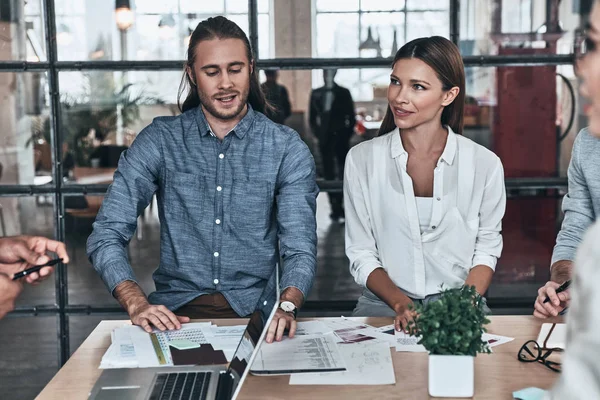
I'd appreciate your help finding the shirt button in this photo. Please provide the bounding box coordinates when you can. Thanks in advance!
[213,252,219,257]
[216,186,222,192]
[213,279,219,285]
[219,153,224,159]
[263,301,268,306]
[432,226,437,230]
[215,219,221,225]
[436,197,441,201]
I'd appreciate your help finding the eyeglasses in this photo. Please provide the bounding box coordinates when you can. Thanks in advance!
[517,340,562,373]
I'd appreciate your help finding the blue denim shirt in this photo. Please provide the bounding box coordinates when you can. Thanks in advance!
[87,105,318,317]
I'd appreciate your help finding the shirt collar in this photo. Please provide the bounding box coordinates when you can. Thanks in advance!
[390,125,457,166]
[195,103,255,139]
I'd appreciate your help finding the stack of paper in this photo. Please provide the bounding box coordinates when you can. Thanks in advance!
[252,333,346,375]
[100,326,138,369]
[100,322,246,369]
[289,341,396,385]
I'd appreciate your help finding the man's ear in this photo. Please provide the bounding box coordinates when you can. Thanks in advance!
[250,59,254,75]
[441,86,459,106]
[186,66,196,86]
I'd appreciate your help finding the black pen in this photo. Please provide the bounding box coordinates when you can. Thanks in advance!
[543,280,571,304]
[12,258,63,281]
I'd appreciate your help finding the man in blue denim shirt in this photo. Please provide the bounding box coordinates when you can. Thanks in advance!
[87,16,318,343]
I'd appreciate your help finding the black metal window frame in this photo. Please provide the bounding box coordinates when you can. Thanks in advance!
[0,0,573,367]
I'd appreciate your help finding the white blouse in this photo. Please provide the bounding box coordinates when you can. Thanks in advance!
[415,197,433,234]
[344,126,506,299]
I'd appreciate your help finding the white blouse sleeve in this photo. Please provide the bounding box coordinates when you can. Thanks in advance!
[471,156,506,270]
[344,149,384,287]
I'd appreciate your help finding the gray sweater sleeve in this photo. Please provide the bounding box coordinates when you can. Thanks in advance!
[551,130,596,265]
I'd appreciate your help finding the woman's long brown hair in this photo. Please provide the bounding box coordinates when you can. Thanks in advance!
[378,36,465,136]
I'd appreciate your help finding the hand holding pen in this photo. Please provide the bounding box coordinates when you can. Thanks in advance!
[534,279,571,319]
[0,236,69,285]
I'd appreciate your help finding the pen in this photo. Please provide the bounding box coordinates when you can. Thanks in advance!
[12,258,63,281]
[543,280,571,304]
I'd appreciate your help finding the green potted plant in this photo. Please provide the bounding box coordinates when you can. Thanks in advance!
[408,285,491,398]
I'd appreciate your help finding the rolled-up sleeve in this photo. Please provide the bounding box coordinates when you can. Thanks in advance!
[276,132,319,299]
[86,124,161,294]
[551,133,595,266]
[344,149,384,287]
[471,157,506,271]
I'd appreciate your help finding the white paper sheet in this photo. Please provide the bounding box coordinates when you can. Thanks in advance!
[295,321,333,336]
[482,333,514,348]
[395,331,426,352]
[289,341,396,385]
[201,324,246,356]
[251,333,346,374]
[536,323,566,349]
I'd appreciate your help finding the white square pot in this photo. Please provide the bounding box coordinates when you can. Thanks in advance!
[428,354,474,397]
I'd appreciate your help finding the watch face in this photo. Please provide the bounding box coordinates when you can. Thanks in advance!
[280,301,295,312]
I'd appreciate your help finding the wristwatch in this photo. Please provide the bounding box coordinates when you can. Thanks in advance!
[279,300,298,319]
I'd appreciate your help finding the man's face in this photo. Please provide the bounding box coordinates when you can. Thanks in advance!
[188,38,251,121]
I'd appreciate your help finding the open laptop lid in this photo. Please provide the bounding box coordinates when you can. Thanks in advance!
[227,265,279,400]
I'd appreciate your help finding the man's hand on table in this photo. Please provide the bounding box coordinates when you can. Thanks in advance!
[265,287,303,343]
[114,280,190,333]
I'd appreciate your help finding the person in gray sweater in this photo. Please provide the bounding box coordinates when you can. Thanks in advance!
[533,127,600,319]
[547,1,600,397]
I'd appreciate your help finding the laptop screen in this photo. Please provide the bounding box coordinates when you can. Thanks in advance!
[226,266,279,397]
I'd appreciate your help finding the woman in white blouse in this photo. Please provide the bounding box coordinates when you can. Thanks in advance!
[344,36,506,332]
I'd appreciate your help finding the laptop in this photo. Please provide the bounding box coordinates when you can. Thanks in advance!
[89,267,280,400]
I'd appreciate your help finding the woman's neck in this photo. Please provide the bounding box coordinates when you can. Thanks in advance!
[400,120,448,155]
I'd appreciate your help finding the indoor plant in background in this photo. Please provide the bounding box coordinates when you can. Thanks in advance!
[408,285,491,398]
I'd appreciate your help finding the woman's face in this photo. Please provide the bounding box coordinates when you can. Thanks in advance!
[578,1,600,137]
[387,58,458,131]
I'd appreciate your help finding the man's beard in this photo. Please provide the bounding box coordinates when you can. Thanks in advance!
[198,87,250,121]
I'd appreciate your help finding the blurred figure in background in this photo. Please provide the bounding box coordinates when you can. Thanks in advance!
[261,69,292,125]
[309,69,356,222]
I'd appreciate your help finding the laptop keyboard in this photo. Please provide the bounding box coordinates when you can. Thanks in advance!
[149,372,212,400]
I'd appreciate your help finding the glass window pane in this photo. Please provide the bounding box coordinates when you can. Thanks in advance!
[133,0,172,14]
[316,0,360,12]
[0,72,51,186]
[360,0,405,12]
[258,0,270,13]
[227,0,249,13]
[51,2,268,61]
[405,11,449,42]
[406,0,448,10]
[2,0,46,61]
[459,0,579,56]
[3,196,59,306]
[315,13,360,58]
[258,13,271,59]
[0,317,58,399]
[58,71,176,173]
[180,0,225,14]
[55,0,86,15]
[360,12,405,58]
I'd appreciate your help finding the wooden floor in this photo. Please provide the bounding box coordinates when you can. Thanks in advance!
[0,193,536,399]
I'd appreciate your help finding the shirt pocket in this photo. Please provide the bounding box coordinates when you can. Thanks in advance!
[163,170,204,225]
[229,179,272,233]
[426,207,479,278]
